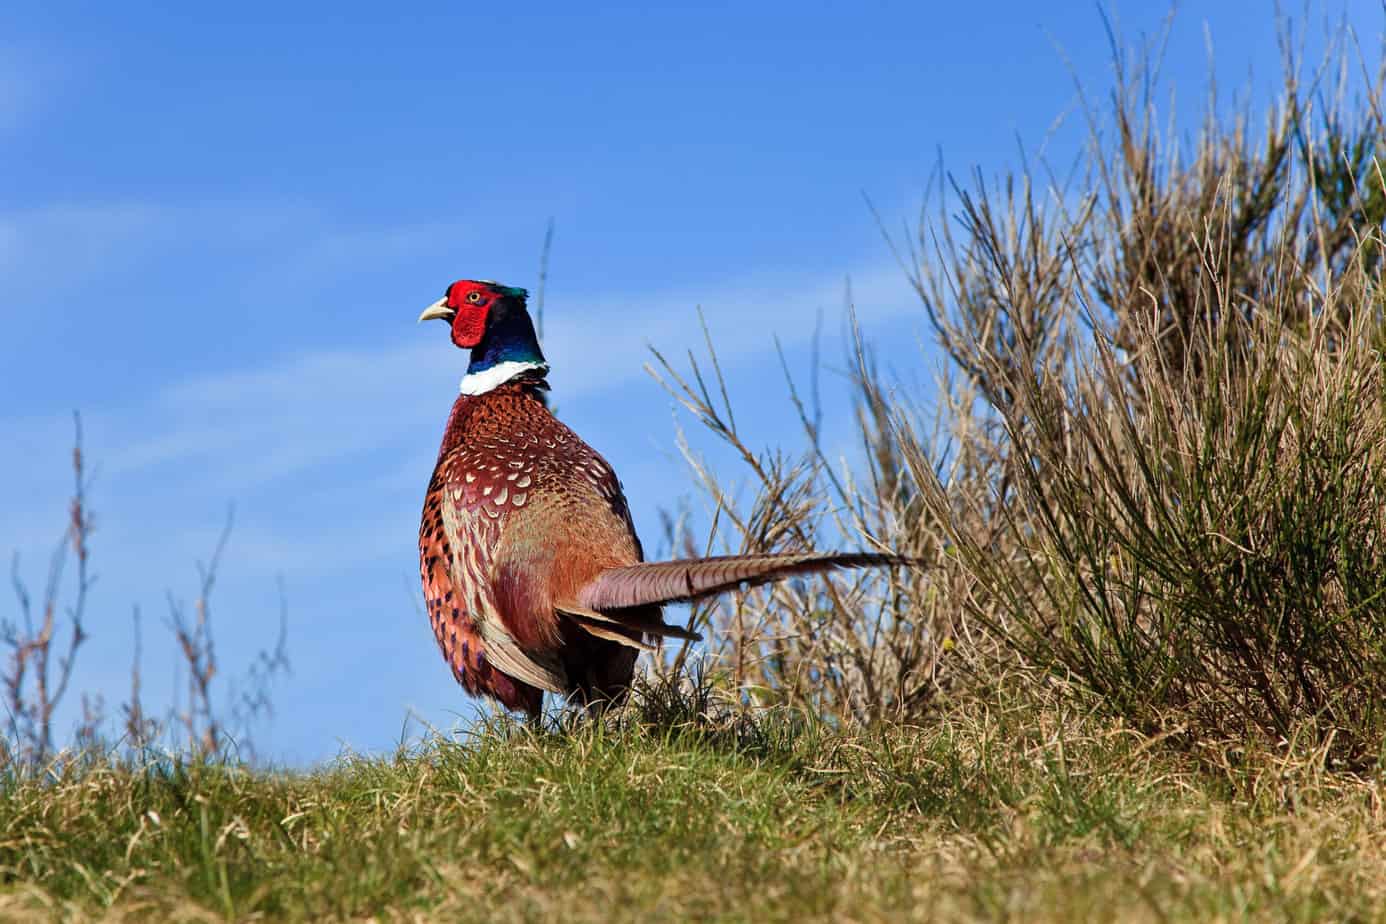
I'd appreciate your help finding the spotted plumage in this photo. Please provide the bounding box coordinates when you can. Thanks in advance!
[418,279,910,717]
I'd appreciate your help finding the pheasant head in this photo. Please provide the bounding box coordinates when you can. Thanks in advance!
[420,279,548,395]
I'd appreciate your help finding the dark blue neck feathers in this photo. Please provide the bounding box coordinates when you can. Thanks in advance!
[467,297,548,377]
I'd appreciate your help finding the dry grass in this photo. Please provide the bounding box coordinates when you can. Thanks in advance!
[2,682,1386,921]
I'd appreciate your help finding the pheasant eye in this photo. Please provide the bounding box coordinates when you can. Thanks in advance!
[466,291,483,304]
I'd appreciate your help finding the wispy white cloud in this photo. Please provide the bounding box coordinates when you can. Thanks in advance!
[0,258,921,600]
[102,261,917,483]
[545,262,914,388]
[4,212,924,572]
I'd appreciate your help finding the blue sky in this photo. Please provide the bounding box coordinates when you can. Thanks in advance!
[2,1,1378,764]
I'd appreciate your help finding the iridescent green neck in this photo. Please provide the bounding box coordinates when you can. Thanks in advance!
[461,296,548,395]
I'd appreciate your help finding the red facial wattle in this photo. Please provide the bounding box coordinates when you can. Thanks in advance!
[447,284,491,348]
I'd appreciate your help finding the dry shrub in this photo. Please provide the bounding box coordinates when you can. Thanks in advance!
[2,414,94,766]
[4,424,290,769]
[904,21,1386,767]
[659,16,1386,768]
[644,308,1001,724]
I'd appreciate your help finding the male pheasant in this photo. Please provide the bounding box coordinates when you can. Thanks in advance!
[418,279,906,717]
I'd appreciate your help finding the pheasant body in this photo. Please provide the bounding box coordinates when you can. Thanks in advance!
[420,375,662,713]
[417,279,910,717]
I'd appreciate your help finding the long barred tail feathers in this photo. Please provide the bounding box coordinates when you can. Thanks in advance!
[576,552,916,611]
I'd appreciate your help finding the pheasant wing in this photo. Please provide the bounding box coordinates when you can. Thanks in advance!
[439,476,569,694]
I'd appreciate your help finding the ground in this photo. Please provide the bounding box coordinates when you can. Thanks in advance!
[1,684,1381,922]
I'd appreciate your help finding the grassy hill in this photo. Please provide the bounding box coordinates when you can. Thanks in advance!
[2,683,1384,921]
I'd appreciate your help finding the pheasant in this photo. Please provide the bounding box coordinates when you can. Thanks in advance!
[418,279,907,717]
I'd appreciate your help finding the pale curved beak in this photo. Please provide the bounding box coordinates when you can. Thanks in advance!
[418,297,456,323]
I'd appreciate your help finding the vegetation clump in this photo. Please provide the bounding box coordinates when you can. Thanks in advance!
[659,19,1386,771]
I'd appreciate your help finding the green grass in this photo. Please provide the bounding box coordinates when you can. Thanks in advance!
[2,685,1383,922]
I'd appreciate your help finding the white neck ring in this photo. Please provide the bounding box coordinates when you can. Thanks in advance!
[459,360,548,396]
